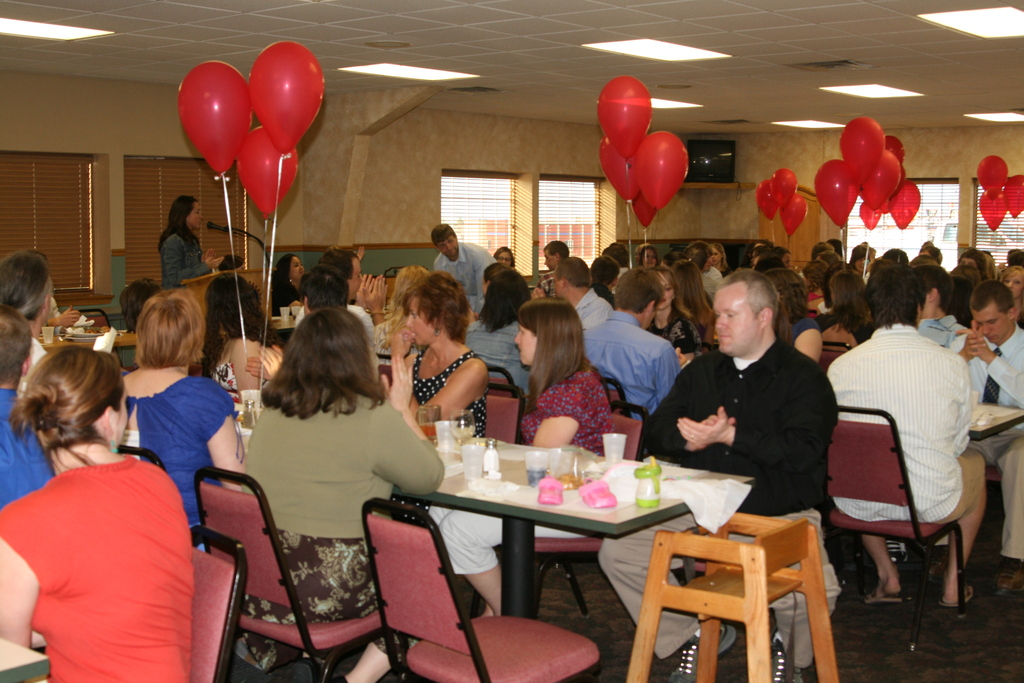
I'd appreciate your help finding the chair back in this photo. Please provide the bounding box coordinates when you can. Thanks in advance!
[78,307,111,329]
[602,375,626,404]
[485,382,524,444]
[609,400,647,461]
[828,407,914,510]
[485,365,516,386]
[378,364,393,383]
[191,526,246,683]
[818,341,850,373]
[119,445,165,471]
[363,499,485,661]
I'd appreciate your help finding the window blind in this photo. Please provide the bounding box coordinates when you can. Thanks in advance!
[846,180,959,265]
[974,181,1024,266]
[441,173,517,272]
[538,178,604,264]
[0,152,93,291]
[124,157,247,284]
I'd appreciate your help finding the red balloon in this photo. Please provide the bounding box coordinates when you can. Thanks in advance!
[890,165,907,200]
[770,168,797,207]
[1006,175,1024,218]
[884,135,905,165]
[249,41,324,154]
[756,180,778,219]
[236,127,298,216]
[978,155,1009,191]
[597,77,652,159]
[599,137,639,200]
[178,61,251,173]
[814,159,858,226]
[861,150,901,210]
[980,188,1008,231]
[840,117,885,185]
[780,194,807,235]
[860,201,882,230]
[890,180,921,230]
[632,192,657,227]
[633,132,688,209]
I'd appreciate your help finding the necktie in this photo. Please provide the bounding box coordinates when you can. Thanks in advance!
[983,347,1003,403]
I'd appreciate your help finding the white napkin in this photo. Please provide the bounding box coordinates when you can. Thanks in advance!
[74,314,95,327]
[465,479,520,497]
[603,462,751,534]
[92,328,117,354]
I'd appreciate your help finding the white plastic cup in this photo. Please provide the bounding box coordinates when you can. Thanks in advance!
[435,420,454,453]
[603,433,627,465]
[279,306,290,322]
[524,450,549,487]
[462,444,486,480]
[41,326,54,344]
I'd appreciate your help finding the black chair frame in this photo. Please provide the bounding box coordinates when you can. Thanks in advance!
[119,445,165,471]
[485,364,517,386]
[191,525,248,683]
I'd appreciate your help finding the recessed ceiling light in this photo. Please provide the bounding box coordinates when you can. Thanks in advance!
[772,120,844,128]
[651,99,702,109]
[0,17,112,40]
[965,112,1024,122]
[919,7,1024,38]
[820,84,923,98]
[582,39,729,62]
[339,63,478,81]
[364,41,411,49]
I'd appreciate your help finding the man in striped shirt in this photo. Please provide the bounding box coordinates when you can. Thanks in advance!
[829,264,986,606]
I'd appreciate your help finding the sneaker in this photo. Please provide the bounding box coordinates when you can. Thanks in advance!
[771,629,803,683]
[886,539,909,564]
[668,624,738,683]
[996,556,1024,593]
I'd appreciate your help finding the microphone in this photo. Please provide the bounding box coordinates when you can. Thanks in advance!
[205,222,270,265]
[207,221,227,232]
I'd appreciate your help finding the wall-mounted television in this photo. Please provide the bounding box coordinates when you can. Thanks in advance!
[686,139,736,183]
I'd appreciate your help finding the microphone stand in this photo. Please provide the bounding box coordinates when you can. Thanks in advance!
[207,222,271,266]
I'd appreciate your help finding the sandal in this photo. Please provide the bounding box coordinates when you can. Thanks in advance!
[864,590,908,605]
[939,584,973,607]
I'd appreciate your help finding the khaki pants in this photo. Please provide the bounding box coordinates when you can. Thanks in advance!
[598,508,840,670]
[970,430,1024,559]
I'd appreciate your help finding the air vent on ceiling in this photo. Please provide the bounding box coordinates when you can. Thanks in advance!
[446,86,503,94]
[787,60,876,72]
[704,119,754,125]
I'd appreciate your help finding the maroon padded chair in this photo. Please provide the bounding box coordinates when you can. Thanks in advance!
[362,498,600,683]
[377,363,392,384]
[535,400,648,616]
[191,526,247,683]
[828,406,967,651]
[484,382,525,444]
[194,468,382,683]
[601,375,626,404]
[819,341,850,373]
[486,365,516,386]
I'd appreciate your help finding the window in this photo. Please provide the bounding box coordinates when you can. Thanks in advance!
[846,180,959,265]
[0,152,93,291]
[538,177,607,264]
[974,181,1024,265]
[440,172,524,270]
[124,157,247,283]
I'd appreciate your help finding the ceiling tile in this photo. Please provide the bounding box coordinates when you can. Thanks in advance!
[254,3,379,24]
[409,4,527,25]
[105,2,235,23]
[779,3,903,24]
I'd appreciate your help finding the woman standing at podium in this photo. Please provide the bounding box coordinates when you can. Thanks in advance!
[159,195,223,289]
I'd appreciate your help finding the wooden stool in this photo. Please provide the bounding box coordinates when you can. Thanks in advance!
[626,513,839,683]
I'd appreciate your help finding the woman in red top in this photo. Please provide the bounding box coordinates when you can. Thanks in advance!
[0,347,193,683]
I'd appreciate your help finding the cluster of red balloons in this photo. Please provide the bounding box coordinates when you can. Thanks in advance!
[177,42,324,217]
[814,117,920,230]
[755,169,806,235]
[596,76,689,228]
[977,155,1024,231]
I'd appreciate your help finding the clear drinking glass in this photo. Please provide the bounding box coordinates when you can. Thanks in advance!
[451,409,476,446]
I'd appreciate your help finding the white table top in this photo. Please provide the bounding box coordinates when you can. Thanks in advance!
[0,638,48,683]
[970,403,1024,440]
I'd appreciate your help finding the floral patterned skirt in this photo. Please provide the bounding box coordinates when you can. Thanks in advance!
[243,530,379,671]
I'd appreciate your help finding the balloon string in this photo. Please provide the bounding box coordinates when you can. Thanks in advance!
[259,153,286,389]
[222,175,247,356]
[626,200,634,268]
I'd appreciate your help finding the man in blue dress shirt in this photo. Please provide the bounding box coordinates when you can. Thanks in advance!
[584,268,679,414]
[431,224,495,314]
[0,304,52,510]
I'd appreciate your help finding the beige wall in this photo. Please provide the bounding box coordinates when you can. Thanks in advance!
[5,69,1024,291]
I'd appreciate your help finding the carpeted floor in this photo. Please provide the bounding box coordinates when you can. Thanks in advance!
[233,481,1023,682]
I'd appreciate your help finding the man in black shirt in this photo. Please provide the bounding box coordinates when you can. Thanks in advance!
[598,269,840,683]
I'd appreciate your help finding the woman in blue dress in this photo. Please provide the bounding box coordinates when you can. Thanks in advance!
[158,195,223,289]
[123,289,243,525]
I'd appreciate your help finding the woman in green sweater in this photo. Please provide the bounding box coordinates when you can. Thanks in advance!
[245,307,444,683]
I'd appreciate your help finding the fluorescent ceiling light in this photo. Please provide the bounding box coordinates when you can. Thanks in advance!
[919,7,1024,38]
[965,112,1024,122]
[772,120,844,128]
[0,17,112,40]
[820,84,922,98]
[583,39,729,61]
[651,98,702,109]
[339,63,477,81]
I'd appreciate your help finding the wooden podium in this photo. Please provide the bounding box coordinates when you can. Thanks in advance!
[181,269,267,317]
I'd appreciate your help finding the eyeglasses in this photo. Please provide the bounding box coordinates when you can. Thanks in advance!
[496,255,512,264]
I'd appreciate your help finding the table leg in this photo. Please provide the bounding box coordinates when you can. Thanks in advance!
[501,516,536,618]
